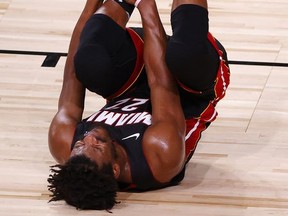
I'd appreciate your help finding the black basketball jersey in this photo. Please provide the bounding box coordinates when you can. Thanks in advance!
[71,84,173,190]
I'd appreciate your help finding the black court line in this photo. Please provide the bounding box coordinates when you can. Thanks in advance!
[1,49,288,68]
[228,60,288,67]
[0,50,67,67]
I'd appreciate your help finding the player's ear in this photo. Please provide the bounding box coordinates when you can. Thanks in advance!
[112,163,120,179]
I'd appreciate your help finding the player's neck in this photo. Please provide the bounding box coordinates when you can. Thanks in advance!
[115,144,132,183]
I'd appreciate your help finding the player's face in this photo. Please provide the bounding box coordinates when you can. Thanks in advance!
[70,127,116,166]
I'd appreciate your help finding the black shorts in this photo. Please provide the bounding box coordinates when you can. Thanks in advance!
[74,14,138,98]
[74,5,229,101]
[166,4,228,93]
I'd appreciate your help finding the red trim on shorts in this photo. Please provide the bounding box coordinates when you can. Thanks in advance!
[178,32,230,98]
[178,82,203,94]
[106,28,145,100]
[183,33,230,161]
[207,32,230,103]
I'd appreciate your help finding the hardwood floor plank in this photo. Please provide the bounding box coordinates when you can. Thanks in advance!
[0,0,288,215]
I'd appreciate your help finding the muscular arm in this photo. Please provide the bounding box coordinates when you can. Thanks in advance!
[137,0,186,183]
[49,0,136,164]
[48,0,103,164]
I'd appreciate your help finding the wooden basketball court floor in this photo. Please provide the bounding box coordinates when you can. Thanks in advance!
[0,0,288,215]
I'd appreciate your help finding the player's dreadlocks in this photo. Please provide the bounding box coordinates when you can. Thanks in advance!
[47,155,118,211]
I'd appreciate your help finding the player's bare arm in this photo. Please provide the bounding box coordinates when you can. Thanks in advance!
[135,0,186,183]
[48,0,138,164]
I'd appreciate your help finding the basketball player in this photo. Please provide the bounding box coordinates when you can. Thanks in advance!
[47,0,230,211]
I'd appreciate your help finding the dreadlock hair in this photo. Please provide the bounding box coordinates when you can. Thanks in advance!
[47,155,119,211]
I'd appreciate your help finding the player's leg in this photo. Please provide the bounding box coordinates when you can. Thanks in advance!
[167,1,230,165]
[166,0,219,92]
[171,0,207,11]
[74,0,137,98]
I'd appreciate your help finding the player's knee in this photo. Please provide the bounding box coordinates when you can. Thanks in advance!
[166,40,218,91]
[74,43,115,97]
[166,41,207,77]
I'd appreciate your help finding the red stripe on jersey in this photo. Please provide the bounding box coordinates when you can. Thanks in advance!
[185,118,206,159]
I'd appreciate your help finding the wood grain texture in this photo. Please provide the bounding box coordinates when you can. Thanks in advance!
[0,0,288,215]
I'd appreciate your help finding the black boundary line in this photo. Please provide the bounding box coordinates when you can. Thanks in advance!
[1,49,288,68]
[0,49,67,56]
[228,60,288,67]
[0,50,67,67]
